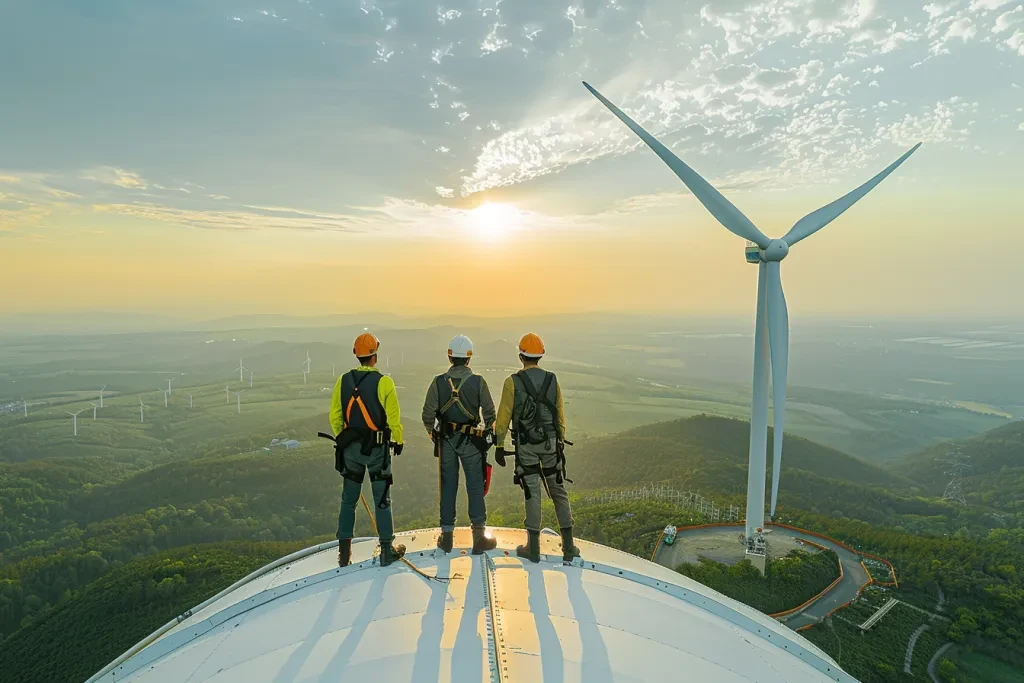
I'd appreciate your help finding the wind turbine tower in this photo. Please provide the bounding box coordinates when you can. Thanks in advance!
[233,390,244,414]
[165,377,176,395]
[584,81,920,572]
[302,370,308,385]
[249,371,254,388]
[20,398,28,417]
[225,385,230,404]
[161,388,169,408]
[65,409,85,436]
[331,362,336,378]
[235,358,248,383]
[90,403,99,420]
[188,394,193,409]
[303,350,312,374]
[99,384,107,408]
[139,398,147,423]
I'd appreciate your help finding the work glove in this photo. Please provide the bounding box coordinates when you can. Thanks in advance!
[494,447,508,467]
[392,442,404,456]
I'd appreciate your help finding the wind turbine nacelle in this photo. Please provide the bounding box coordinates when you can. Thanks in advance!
[744,242,762,263]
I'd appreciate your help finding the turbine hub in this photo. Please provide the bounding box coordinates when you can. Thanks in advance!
[763,239,789,262]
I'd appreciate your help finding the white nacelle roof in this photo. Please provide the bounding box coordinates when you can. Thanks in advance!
[89,528,857,683]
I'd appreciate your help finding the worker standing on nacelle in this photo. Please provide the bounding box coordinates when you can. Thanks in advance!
[329,332,405,568]
[494,333,579,563]
[422,334,499,555]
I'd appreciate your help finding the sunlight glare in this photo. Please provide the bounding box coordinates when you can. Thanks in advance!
[468,202,518,241]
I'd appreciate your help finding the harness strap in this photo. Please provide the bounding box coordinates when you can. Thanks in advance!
[515,370,561,440]
[345,371,382,431]
[437,375,478,423]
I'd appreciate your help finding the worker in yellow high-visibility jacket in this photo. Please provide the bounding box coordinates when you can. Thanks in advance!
[330,332,405,568]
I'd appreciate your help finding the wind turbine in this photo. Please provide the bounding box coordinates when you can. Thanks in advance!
[20,398,29,417]
[90,403,99,420]
[139,397,147,423]
[188,394,193,409]
[165,377,176,395]
[303,350,312,374]
[302,370,308,385]
[233,390,244,414]
[160,388,169,408]
[235,358,248,383]
[583,81,921,542]
[99,384,108,408]
[249,370,254,388]
[331,362,336,378]
[225,385,231,404]
[65,409,85,436]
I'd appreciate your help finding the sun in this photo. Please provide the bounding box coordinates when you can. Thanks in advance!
[468,202,519,241]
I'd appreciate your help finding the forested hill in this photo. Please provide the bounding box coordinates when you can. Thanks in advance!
[571,414,907,491]
[890,420,1024,521]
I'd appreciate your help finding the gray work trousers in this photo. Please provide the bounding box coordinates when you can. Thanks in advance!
[439,435,487,532]
[517,443,573,531]
[337,442,394,542]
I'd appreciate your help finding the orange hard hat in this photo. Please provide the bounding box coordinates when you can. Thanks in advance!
[518,332,545,358]
[353,332,380,357]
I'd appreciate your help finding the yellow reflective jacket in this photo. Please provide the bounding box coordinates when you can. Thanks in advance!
[330,366,404,444]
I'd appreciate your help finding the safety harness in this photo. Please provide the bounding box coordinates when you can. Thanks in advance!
[433,372,494,494]
[325,370,394,508]
[510,369,573,500]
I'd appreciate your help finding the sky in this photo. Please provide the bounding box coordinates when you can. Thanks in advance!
[1,0,1022,320]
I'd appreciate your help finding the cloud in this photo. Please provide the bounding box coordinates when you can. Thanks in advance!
[435,186,455,198]
[82,167,148,190]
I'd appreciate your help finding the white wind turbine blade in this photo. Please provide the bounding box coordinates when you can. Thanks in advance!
[783,143,922,246]
[583,81,770,249]
[765,262,790,519]
[745,263,771,538]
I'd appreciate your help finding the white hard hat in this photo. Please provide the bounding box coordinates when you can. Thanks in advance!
[447,334,474,358]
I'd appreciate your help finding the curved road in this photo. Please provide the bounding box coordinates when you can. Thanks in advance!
[654,525,872,631]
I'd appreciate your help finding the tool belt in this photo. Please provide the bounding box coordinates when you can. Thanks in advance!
[444,422,494,453]
[318,428,392,484]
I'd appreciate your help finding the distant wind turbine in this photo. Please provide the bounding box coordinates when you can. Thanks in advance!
[65,409,86,436]
[233,390,244,414]
[225,385,231,404]
[584,81,921,540]
[235,358,248,383]
[249,370,254,388]
[302,371,308,385]
[99,384,108,408]
[188,394,193,409]
[161,388,169,408]
[139,397,147,423]
[20,398,28,417]
[303,350,312,374]
[90,403,99,420]
[165,377,176,395]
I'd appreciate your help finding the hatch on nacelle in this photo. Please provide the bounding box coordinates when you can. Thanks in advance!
[745,240,762,263]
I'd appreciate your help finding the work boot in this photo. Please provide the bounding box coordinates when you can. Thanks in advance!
[338,539,352,567]
[516,530,541,563]
[560,527,581,562]
[471,526,497,555]
[379,540,406,567]
[437,531,454,553]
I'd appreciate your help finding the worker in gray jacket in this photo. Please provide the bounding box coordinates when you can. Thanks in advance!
[422,334,498,554]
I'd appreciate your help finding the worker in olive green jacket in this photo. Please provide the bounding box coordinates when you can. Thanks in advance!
[494,332,579,564]
[330,332,405,568]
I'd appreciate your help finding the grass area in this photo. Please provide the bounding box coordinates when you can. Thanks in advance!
[946,648,1024,682]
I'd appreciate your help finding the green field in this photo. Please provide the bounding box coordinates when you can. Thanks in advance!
[946,648,1024,682]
